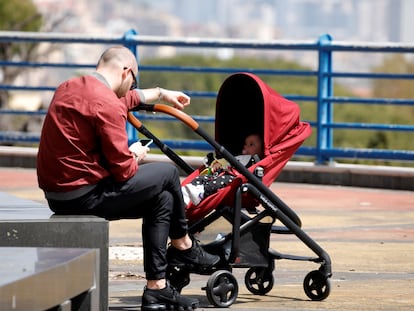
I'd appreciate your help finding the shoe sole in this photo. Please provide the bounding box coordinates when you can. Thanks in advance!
[141,302,198,311]
[141,303,166,311]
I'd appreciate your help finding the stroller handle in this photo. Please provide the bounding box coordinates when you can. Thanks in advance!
[127,109,195,175]
[131,103,199,131]
[127,111,143,129]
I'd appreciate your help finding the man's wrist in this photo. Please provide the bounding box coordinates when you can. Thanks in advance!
[132,152,140,162]
[157,87,164,102]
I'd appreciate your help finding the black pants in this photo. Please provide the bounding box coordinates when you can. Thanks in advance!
[47,162,188,280]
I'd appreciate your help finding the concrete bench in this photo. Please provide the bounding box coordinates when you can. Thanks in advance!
[0,192,109,310]
[0,247,99,310]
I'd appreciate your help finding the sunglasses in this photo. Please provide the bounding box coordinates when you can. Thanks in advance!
[124,67,138,90]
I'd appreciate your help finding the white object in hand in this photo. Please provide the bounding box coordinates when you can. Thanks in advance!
[129,141,149,162]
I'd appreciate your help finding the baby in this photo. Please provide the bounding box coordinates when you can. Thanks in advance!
[182,134,263,205]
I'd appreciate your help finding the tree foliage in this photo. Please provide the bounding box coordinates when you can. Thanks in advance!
[0,0,43,110]
[0,0,43,65]
[368,54,414,157]
[0,0,42,31]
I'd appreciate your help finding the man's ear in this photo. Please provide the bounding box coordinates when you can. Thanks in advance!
[122,67,129,80]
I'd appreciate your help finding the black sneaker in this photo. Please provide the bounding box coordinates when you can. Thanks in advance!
[141,282,198,311]
[167,237,220,272]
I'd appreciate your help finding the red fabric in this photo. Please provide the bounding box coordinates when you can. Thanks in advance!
[185,73,312,222]
[37,75,141,192]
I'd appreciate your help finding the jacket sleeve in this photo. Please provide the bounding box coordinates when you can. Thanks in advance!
[95,99,138,182]
[120,89,142,110]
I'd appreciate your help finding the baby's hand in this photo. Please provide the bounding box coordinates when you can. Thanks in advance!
[211,161,223,172]
[210,159,229,173]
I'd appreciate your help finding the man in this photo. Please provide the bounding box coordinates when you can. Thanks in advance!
[37,46,219,311]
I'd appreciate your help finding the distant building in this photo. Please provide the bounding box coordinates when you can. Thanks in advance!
[389,0,414,43]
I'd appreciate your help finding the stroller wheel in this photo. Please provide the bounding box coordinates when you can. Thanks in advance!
[244,266,274,295]
[205,270,238,308]
[303,270,331,301]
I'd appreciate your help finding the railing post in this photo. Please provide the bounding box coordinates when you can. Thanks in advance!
[123,29,139,144]
[316,34,333,164]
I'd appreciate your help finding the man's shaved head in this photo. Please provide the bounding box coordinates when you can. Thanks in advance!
[97,46,137,71]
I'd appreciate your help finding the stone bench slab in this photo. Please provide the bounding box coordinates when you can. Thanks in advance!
[0,192,109,310]
[0,247,98,310]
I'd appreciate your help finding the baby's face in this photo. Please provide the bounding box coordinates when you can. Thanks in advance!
[242,134,263,157]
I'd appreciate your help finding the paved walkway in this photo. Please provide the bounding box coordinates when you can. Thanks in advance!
[1,167,413,310]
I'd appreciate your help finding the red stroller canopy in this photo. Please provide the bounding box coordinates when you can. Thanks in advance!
[215,72,307,155]
[215,72,312,185]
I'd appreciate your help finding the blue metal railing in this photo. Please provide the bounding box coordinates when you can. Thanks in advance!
[1,30,414,164]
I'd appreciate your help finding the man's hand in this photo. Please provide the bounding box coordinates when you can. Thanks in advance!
[140,88,191,110]
[129,141,149,163]
[159,88,191,110]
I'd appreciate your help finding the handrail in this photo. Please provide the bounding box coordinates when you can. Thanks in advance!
[0,30,414,165]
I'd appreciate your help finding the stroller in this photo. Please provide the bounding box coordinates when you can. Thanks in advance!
[129,73,332,307]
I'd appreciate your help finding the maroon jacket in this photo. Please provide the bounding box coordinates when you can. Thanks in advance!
[37,74,141,193]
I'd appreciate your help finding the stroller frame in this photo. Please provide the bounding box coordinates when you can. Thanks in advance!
[128,75,332,307]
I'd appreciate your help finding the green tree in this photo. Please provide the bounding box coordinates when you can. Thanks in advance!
[373,54,414,99]
[0,0,43,110]
[0,0,42,31]
[0,0,43,76]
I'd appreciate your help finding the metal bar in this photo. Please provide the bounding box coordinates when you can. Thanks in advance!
[326,123,414,131]
[316,34,334,164]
